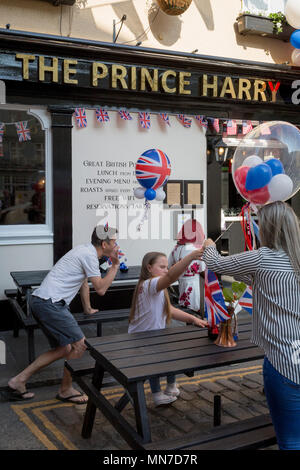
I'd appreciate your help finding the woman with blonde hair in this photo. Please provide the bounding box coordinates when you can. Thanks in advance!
[129,250,208,407]
[201,201,300,450]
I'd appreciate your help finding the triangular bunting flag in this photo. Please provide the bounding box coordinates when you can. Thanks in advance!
[195,115,208,130]
[138,112,151,129]
[15,121,31,142]
[208,118,220,133]
[0,123,5,143]
[226,119,237,135]
[118,110,132,121]
[177,114,192,128]
[95,108,110,123]
[159,113,170,126]
[242,120,253,135]
[74,108,87,128]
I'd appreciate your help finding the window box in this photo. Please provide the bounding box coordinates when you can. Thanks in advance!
[237,13,294,42]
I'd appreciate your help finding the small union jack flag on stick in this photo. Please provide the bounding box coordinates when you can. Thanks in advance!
[74,108,87,128]
[15,121,31,142]
[118,110,132,121]
[95,108,110,123]
[204,269,231,327]
[160,113,170,126]
[238,286,252,315]
[0,123,5,143]
[242,120,253,135]
[177,114,192,128]
[195,115,208,130]
[139,112,151,129]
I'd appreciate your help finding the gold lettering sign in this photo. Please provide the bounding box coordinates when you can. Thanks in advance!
[15,53,36,80]
[161,70,177,93]
[179,72,191,95]
[140,68,158,92]
[130,66,137,90]
[63,59,78,84]
[238,78,252,100]
[39,56,58,82]
[92,62,108,86]
[202,74,218,97]
[111,65,128,89]
[220,76,236,99]
[254,80,267,101]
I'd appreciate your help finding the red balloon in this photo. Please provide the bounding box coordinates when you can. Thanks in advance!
[234,166,270,205]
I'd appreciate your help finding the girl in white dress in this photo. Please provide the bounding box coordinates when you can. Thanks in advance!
[169,219,206,313]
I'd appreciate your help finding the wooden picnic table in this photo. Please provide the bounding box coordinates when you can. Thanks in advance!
[79,317,264,450]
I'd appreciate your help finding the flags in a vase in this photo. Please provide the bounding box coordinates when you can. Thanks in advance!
[75,108,87,128]
[195,115,208,129]
[139,112,151,129]
[242,120,253,135]
[0,123,5,142]
[15,121,31,142]
[204,269,231,327]
[238,286,253,315]
[95,108,110,123]
[119,110,132,121]
[160,113,170,126]
[226,119,237,135]
[177,115,192,128]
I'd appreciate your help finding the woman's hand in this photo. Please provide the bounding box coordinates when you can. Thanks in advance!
[192,317,209,328]
[203,239,216,249]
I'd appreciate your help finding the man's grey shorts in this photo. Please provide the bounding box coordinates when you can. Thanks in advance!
[29,295,84,349]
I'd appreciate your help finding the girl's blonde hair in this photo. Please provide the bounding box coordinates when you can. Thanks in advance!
[129,252,172,324]
[258,201,300,278]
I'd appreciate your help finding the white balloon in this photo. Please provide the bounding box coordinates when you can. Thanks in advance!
[268,174,293,202]
[155,189,166,201]
[291,48,300,66]
[242,155,263,167]
[285,0,300,29]
[133,187,146,199]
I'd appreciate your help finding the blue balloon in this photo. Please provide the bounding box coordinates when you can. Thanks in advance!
[245,163,272,191]
[265,158,284,176]
[290,30,300,49]
[144,188,156,200]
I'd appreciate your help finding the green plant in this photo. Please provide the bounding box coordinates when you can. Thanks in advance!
[268,11,287,34]
[223,281,246,312]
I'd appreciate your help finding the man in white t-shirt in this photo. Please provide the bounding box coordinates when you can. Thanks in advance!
[7,225,119,403]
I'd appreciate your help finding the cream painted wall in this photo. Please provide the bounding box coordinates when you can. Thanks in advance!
[0,243,53,299]
[72,109,207,265]
[0,0,293,65]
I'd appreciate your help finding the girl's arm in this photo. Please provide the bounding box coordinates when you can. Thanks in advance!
[170,305,208,328]
[156,249,203,292]
[202,240,261,285]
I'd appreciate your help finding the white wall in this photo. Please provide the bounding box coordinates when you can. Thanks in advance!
[72,110,207,265]
[0,243,53,299]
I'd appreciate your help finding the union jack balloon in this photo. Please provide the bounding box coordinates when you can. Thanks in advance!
[135,148,171,190]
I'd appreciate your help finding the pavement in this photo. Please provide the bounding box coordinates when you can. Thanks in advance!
[0,314,279,451]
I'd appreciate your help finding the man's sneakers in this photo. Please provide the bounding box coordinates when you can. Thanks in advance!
[164,383,180,397]
[152,391,177,407]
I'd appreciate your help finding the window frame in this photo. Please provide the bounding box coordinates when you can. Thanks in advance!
[0,105,53,245]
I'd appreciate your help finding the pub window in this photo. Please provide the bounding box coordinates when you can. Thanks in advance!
[0,106,52,244]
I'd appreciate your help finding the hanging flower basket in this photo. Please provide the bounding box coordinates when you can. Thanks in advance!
[156,0,192,16]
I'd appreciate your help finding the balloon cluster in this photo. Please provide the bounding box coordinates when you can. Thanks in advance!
[286,0,300,65]
[232,121,300,206]
[134,148,171,202]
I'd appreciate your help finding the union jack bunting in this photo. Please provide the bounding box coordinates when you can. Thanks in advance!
[177,115,192,128]
[15,121,31,142]
[135,148,171,190]
[160,113,170,126]
[195,115,208,129]
[138,112,151,129]
[208,118,219,133]
[226,119,237,135]
[74,108,87,128]
[204,269,231,327]
[242,120,253,135]
[238,286,253,315]
[118,110,132,121]
[0,123,5,143]
[95,108,110,123]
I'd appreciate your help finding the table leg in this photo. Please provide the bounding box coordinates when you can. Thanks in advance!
[128,381,151,443]
[82,362,104,438]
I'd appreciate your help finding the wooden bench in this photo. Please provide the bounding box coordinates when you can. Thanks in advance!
[143,414,276,450]
[8,297,129,364]
[65,354,118,388]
